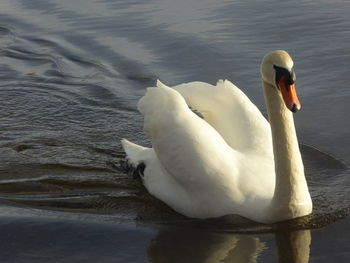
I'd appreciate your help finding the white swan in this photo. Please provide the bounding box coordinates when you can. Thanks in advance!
[121,50,312,223]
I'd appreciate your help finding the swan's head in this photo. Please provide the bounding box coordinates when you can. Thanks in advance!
[261,50,301,113]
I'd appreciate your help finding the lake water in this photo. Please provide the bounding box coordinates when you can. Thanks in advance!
[0,0,349,262]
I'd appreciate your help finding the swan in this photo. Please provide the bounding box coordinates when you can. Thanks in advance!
[121,50,312,223]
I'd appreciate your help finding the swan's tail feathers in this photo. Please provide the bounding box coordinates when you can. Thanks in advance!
[120,139,148,178]
[121,139,147,165]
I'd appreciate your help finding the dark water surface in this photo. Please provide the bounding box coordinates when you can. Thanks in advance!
[0,0,350,262]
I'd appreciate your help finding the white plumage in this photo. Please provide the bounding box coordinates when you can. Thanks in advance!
[122,50,312,223]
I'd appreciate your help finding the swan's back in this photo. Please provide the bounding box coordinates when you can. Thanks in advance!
[172,80,273,156]
[138,82,238,187]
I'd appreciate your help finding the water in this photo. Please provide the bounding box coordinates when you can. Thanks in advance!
[0,0,349,262]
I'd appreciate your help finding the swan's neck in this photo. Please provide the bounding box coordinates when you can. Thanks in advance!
[263,81,312,222]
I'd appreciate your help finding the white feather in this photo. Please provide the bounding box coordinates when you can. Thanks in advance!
[121,51,312,223]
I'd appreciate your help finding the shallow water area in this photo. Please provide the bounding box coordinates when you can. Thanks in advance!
[0,0,350,262]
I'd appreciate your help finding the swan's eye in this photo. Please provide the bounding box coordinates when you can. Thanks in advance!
[273,65,296,89]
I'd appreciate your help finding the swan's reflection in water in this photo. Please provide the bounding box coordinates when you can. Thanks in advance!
[276,230,311,263]
[147,227,310,263]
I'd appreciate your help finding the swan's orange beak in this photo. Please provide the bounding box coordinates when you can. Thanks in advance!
[278,76,301,113]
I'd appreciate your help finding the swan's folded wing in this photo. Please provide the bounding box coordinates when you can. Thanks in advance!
[138,83,239,192]
[170,80,272,155]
